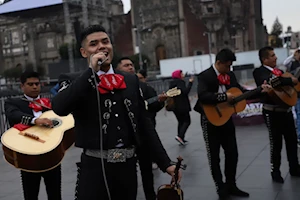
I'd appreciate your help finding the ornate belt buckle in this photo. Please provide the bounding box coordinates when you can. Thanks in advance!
[107,149,126,163]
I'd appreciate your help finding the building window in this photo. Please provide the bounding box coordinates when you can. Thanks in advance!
[12,31,20,45]
[194,50,203,55]
[47,38,54,49]
[207,7,214,13]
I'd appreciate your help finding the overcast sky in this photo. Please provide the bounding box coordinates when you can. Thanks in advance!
[121,0,300,33]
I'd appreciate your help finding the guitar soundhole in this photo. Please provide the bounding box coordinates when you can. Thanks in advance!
[51,119,62,127]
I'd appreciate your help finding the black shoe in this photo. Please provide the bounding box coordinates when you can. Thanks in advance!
[290,166,300,177]
[183,140,189,145]
[217,187,230,200]
[175,136,185,145]
[271,172,284,183]
[227,185,249,197]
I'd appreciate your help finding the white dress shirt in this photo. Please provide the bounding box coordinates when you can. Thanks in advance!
[24,94,42,124]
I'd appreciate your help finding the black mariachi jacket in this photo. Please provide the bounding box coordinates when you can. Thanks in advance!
[139,81,164,121]
[52,68,171,172]
[195,66,261,114]
[5,97,49,127]
[253,65,295,105]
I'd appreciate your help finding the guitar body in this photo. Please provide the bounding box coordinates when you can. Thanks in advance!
[1,110,75,173]
[202,87,247,126]
[268,72,298,107]
[157,184,184,200]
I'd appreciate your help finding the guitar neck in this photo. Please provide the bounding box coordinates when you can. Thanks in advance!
[233,86,262,103]
[146,96,159,105]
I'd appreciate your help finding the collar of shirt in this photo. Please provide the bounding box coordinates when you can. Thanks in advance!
[24,94,40,101]
[213,64,221,76]
[264,65,275,71]
[97,64,114,76]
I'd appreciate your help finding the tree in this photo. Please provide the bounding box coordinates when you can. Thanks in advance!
[271,17,283,36]
[270,17,283,47]
[129,54,151,71]
[58,43,81,60]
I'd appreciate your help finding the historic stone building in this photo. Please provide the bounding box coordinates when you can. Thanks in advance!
[119,0,268,70]
[0,0,124,74]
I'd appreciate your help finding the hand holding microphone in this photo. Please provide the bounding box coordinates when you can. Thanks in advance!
[89,52,108,72]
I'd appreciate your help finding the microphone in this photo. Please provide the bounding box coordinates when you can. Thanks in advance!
[97,57,109,66]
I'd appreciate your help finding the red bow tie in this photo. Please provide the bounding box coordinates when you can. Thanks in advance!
[98,74,127,94]
[272,68,282,77]
[218,74,230,85]
[29,98,52,112]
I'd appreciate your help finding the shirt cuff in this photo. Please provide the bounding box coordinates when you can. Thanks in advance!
[31,117,37,124]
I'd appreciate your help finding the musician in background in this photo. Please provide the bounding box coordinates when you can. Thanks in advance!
[196,49,269,199]
[52,25,179,200]
[4,70,61,200]
[116,57,167,200]
[253,46,300,183]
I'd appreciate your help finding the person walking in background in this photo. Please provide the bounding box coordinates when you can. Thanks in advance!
[283,48,300,146]
[169,70,194,145]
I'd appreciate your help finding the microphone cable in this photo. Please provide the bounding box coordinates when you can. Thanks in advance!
[90,55,112,200]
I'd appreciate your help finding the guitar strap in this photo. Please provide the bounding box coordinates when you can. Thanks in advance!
[21,97,51,110]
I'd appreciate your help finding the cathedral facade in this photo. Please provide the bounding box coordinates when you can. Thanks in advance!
[119,0,268,70]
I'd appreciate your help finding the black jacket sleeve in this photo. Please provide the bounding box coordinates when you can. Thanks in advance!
[146,85,164,113]
[197,76,227,104]
[4,99,34,126]
[137,77,171,172]
[52,68,96,116]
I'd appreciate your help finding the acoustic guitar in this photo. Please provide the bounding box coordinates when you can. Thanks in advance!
[157,156,186,200]
[202,87,262,126]
[268,71,300,107]
[144,87,181,110]
[1,110,75,173]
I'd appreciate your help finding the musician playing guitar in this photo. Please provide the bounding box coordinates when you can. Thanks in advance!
[4,70,62,200]
[253,46,300,183]
[195,49,269,200]
[116,57,167,200]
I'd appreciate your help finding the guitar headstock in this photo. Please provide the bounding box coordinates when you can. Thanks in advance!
[166,87,181,97]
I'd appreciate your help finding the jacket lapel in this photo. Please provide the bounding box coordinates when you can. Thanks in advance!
[207,66,220,92]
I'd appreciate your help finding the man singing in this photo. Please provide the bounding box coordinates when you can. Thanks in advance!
[52,25,180,200]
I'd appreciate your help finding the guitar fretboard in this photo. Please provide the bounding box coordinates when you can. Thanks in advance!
[232,86,262,103]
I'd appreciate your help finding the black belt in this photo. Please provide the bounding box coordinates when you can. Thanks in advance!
[263,104,292,112]
[83,146,136,163]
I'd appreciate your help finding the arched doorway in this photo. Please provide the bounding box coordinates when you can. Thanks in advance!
[155,45,166,68]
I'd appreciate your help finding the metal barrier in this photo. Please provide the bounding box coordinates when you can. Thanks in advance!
[0,78,197,135]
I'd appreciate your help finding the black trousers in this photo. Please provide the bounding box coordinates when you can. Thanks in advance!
[137,145,156,200]
[76,153,138,200]
[262,109,299,172]
[201,116,238,190]
[21,165,61,200]
[174,112,191,140]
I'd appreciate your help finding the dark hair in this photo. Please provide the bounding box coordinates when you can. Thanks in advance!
[117,57,133,65]
[80,25,107,45]
[20,70,40,84]
[216,48,236,63]
[138,69,147,78]
[259,46,274,63]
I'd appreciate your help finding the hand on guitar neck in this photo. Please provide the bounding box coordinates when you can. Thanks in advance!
[158,92,168,102]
